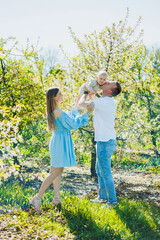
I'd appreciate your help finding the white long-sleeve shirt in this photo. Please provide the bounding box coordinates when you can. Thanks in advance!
[92,96,117,142]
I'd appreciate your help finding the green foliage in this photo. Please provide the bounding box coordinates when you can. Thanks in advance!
[19,118,51,166]
[72,114,94,165]
[60,9,160,157]
[0,38,69,167]
[153,47,160,75]
[0,11,159,173]
[112,153,160,171]
[0,37,45,129]
[0,37,47,166]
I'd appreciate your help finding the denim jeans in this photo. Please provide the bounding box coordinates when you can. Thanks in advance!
[96,139,117,203]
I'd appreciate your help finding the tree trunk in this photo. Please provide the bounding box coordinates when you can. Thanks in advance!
[151,130,160,156]
[13,142,20,165]
[90,136,97,182]
[145,94,159,156]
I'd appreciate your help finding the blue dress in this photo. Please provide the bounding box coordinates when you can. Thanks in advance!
[49,107,88,168]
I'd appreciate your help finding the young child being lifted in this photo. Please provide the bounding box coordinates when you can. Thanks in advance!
[76,70,108,107]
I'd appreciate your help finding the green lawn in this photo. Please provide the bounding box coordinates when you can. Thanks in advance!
[0,180,159,240]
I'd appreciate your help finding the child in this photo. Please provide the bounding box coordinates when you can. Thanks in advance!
[76,70,108,107]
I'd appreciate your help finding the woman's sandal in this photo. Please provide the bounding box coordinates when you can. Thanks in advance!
[52,197,61,206]
[29,194,41,213]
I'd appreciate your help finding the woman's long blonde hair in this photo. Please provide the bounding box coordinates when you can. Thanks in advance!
[46,87,59,131]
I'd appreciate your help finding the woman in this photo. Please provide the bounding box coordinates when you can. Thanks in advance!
[30,87,89,213]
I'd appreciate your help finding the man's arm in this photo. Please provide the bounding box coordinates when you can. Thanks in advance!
[78,93,95,113]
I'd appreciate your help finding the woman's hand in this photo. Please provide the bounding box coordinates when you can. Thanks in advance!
[87,102,94,115]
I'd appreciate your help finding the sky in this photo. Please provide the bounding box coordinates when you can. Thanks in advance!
[1,0,160,58]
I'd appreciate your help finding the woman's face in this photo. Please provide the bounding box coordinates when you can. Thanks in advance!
[54,90,63,104]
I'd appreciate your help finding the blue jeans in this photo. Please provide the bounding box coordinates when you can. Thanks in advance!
[96,139,117,203]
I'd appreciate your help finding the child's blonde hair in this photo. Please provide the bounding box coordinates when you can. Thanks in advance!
[98,70,107,78]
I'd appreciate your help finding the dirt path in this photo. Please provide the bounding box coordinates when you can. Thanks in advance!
[61,166,160,205]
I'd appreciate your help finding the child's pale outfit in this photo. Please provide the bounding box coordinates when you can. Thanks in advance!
[79,79,101,96]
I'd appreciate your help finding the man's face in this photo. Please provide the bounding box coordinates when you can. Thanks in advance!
[101,81,117,95]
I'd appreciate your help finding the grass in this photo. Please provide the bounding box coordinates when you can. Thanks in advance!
[0,180,160,240]
[112,154,160,172]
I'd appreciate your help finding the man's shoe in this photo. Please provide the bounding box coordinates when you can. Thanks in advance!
[101,202,117,209]
[90,197,107,203]
[106,202,117,208]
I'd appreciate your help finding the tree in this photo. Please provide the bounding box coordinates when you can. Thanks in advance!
[43,48,59,74]
[0,37,76,168]
[0,37,46,164]
[60,9,159,175]
[153,47,160,75]
[117,47,160,156]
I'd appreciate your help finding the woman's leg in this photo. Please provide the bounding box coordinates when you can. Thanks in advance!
[52,173,63,205]
[30,167,63,212]
[38,167,64,198]
[53,175,62,199]
[52,168,62,205]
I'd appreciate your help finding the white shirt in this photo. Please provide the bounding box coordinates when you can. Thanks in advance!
[92,96,117,142]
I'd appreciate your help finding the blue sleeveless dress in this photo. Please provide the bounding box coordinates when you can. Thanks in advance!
[49,107,88,167]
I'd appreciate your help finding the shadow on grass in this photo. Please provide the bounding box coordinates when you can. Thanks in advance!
[61,206,121,240]
[116,181,159,202]
[115,199,160,240]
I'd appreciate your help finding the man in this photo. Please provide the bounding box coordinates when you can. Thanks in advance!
[78,81,122,206]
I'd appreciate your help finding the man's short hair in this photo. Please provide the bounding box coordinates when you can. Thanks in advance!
[111,82,122,96]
